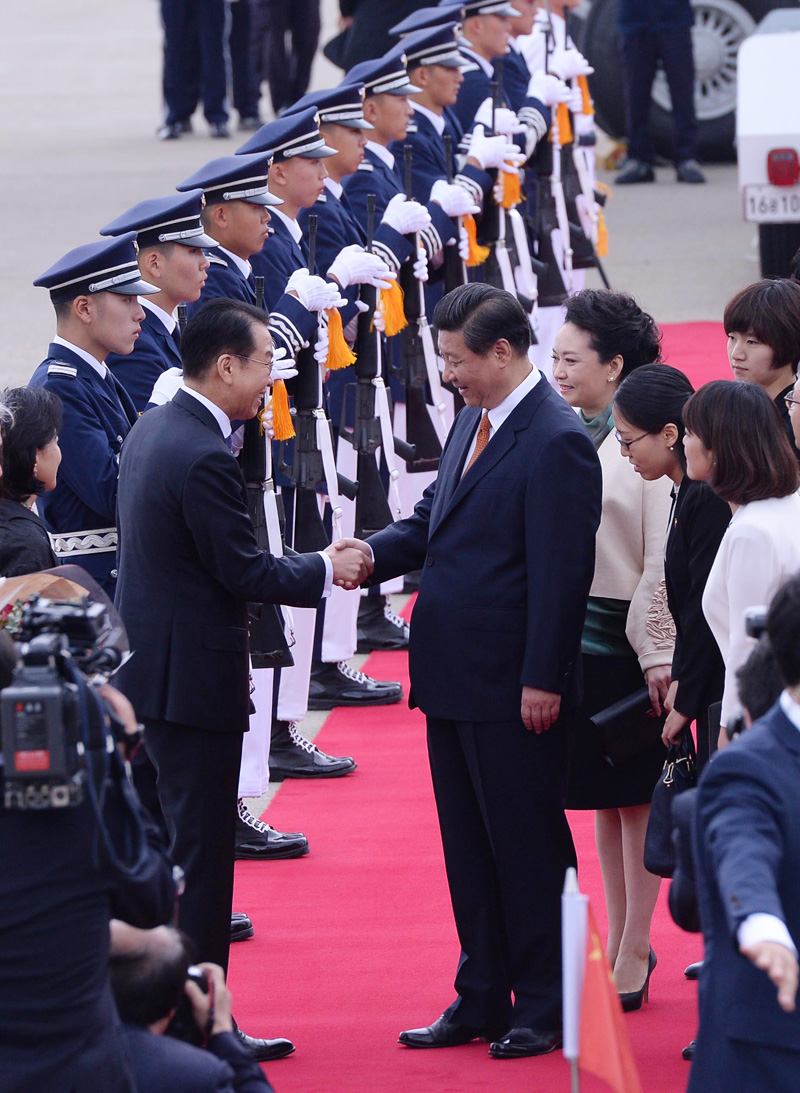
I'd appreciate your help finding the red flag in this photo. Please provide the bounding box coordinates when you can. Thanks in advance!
[579,903,643,1093]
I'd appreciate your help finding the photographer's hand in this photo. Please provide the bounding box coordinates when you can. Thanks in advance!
[185,962,233,1037]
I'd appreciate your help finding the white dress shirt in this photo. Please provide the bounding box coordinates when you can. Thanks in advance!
[413,103,445,137]
[217,246,252,281]
[141,296,177,334]
[271,206,303,245]
[461,365,542,474]
[52,335,107,379]
[366,141,395,172]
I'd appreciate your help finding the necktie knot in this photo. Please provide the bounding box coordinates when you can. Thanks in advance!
[465,411,491,473]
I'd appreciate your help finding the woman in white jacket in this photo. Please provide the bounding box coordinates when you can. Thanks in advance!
[684,380,800,746]
[553,290,674,1012]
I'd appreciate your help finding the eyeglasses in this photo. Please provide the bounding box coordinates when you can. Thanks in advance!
[785,395,799,411]
[235,353,273,374]
[614,429,650,452]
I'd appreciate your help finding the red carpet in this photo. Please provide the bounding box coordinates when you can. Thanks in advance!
[229,322,722,1092]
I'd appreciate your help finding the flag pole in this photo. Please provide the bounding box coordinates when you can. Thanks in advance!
[562,867,588,1092]
[571,1059,580,1093]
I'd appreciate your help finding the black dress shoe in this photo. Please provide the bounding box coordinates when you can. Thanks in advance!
[238,115,263,131]
[157,122,183,141]
[269,720,356,780]
[234,1027,295,1061]
[357,596,409,652]
[619,947,657,1012]
[399,1015,501,1048]
[682,1039,697,1061]
[307,661,403,710]
[235,800,309,860]
[177,117,193,134]
[209,122,230,139]
[230,912,254,943]
[676,159,706,184]
[684,960,703,980]
[489,1029,563,1058]
[616,159,655,184]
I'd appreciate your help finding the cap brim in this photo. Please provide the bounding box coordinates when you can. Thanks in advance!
[175,231,220,249]
[110,278,160,296]
[244,192,284,206]
[334,116,375,130]
[426,53,468,69]
[384,81,423,96]
[296,142,339,158]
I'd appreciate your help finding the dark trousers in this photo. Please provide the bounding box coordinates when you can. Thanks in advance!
[619,27,698,164]
[138,719,243,974]
[229,0,260,119]
[250,0,320,114]
[427,715,576,1032]
[161,0,228,124]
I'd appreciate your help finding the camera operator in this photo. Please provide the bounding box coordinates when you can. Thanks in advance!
[686,574,800,1093]
[0,611,177,1093]
[109,921,273,1093]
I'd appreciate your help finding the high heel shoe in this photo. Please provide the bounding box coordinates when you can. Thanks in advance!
[618,947,657,1013]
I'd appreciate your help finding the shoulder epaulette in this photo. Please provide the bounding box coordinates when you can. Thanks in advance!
[47,362,78,378]
[317,193,327,203]
[460,62,480,74]
[407,124,418,134]
[207,252,228,267]
[357,161,374,172]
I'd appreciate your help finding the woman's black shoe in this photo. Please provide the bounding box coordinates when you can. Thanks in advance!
[618,947,657,1012]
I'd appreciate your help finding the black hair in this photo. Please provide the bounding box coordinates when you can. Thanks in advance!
[614,364,695,470]
[683,380,799,504]
[723,279,800,371]
[767,573,800,689]
[0,387,62,504]
[433,283,531,357]
[563,289,662,379]
[181,297,269,380]
[736,634,786,721]
[109,929,193,1027]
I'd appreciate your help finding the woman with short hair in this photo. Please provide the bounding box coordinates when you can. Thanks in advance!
[684,379,800,745]
[0,386,62,577]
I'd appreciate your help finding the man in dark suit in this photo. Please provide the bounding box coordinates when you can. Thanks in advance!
[689,574,800,1093]
[364,283,602,1057]
[115,297,371,1059]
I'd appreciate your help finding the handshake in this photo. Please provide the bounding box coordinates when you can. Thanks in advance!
[323,537,374,591]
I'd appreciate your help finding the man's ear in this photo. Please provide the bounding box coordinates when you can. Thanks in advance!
[73,295,94,324]
[139,248,161,283]
[215,352,236,386]
[494,338,513,364]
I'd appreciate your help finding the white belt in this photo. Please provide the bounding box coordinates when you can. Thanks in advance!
[50,527,118,558]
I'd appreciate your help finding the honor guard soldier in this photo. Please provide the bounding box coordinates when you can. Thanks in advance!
[99,191,215,412]
[29,233,157,594]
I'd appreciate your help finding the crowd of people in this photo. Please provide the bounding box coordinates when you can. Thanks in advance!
[2,1,800,1090]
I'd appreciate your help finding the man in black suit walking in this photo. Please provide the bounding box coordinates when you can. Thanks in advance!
[364,284,602,1058]
[115,298,371,1059]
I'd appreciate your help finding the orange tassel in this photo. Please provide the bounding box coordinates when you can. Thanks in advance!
[498,164,522,209]
[267,379,294,440]
[462,213,490,267]
[378,278,408,337]
[578,75,594,116]
[556,101,573,145]
[325,307,356,370]
[596,211,608,258]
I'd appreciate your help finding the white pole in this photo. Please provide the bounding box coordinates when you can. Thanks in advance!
[562,866,589,1087]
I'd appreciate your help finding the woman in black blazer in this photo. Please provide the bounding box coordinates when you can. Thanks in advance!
[0,387,62,577]
[614,364,731,770]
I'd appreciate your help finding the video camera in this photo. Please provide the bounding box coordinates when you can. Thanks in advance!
[0,567,133,812]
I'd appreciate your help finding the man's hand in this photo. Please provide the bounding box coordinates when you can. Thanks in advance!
[644,664,671,717]
[740,941,799,1013]
[466,125,525,171]
[286,268,346,312]
[521,686,561,733]
[328,245,396,290]
[430,179,480,218]
[325,538,374,590]
[185,962,234,1037]
[381,193,432,236]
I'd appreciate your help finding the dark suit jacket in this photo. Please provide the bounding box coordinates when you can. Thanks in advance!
[366,378,602,721]
[690,702,800,1092]
[0,499,58,576]
[115,387,326,733]
[121,1026,272,1093]
[107,307,182,414]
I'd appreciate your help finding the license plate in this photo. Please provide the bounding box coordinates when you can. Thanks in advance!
[743,184,800,223]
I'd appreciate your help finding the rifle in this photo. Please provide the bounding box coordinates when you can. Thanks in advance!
[177,302,187,336]
[476,75,505,291]
[280,215,357,550]
[396,147,445,469]
[442,134,468,294]
[542,0,573,292]
[346,195,417,537]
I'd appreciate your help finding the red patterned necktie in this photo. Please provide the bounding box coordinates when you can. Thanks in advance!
[464,411,491,473]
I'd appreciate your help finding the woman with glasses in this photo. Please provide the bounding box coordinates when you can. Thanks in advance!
[684,380,800,748]
[552,290,673,1012]
[614,364,731,769]
[723,278,800,464]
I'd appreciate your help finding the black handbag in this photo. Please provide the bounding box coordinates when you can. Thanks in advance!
[590,687,666,767]
[643,729,698,878]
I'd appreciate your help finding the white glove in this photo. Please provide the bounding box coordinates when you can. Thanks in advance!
[261,400,275,440]
[468,125,525,170]
[473,97,525,136]
[413,245,429,283]
[354,299,370,313]
[565,86,585,114]
[549,46,594,81]
[458,223,470,262]
[270,346,298,382]
[314,317,330,366]
[328,244,396,289]
[285,268,346,312]
[381,193,432,235]
[373,305,386,333]
[574,112,595,139]
[429,179,480,217]
[527,70,571,107]
[148,366,184,406]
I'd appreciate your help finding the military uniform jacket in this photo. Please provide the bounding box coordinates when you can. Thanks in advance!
[455,46,549,155]
[390,109,494,213]
[28,344,137,591]
[106,305,182,414]
[189,248,316,363]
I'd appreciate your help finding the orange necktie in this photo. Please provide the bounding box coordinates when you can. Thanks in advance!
[464,411,491,473]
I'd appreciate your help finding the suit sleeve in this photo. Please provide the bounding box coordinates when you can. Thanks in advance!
[182,449,326,606]
[365,479,436,584]
[671,489,730,720]
[521,426,601,693]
